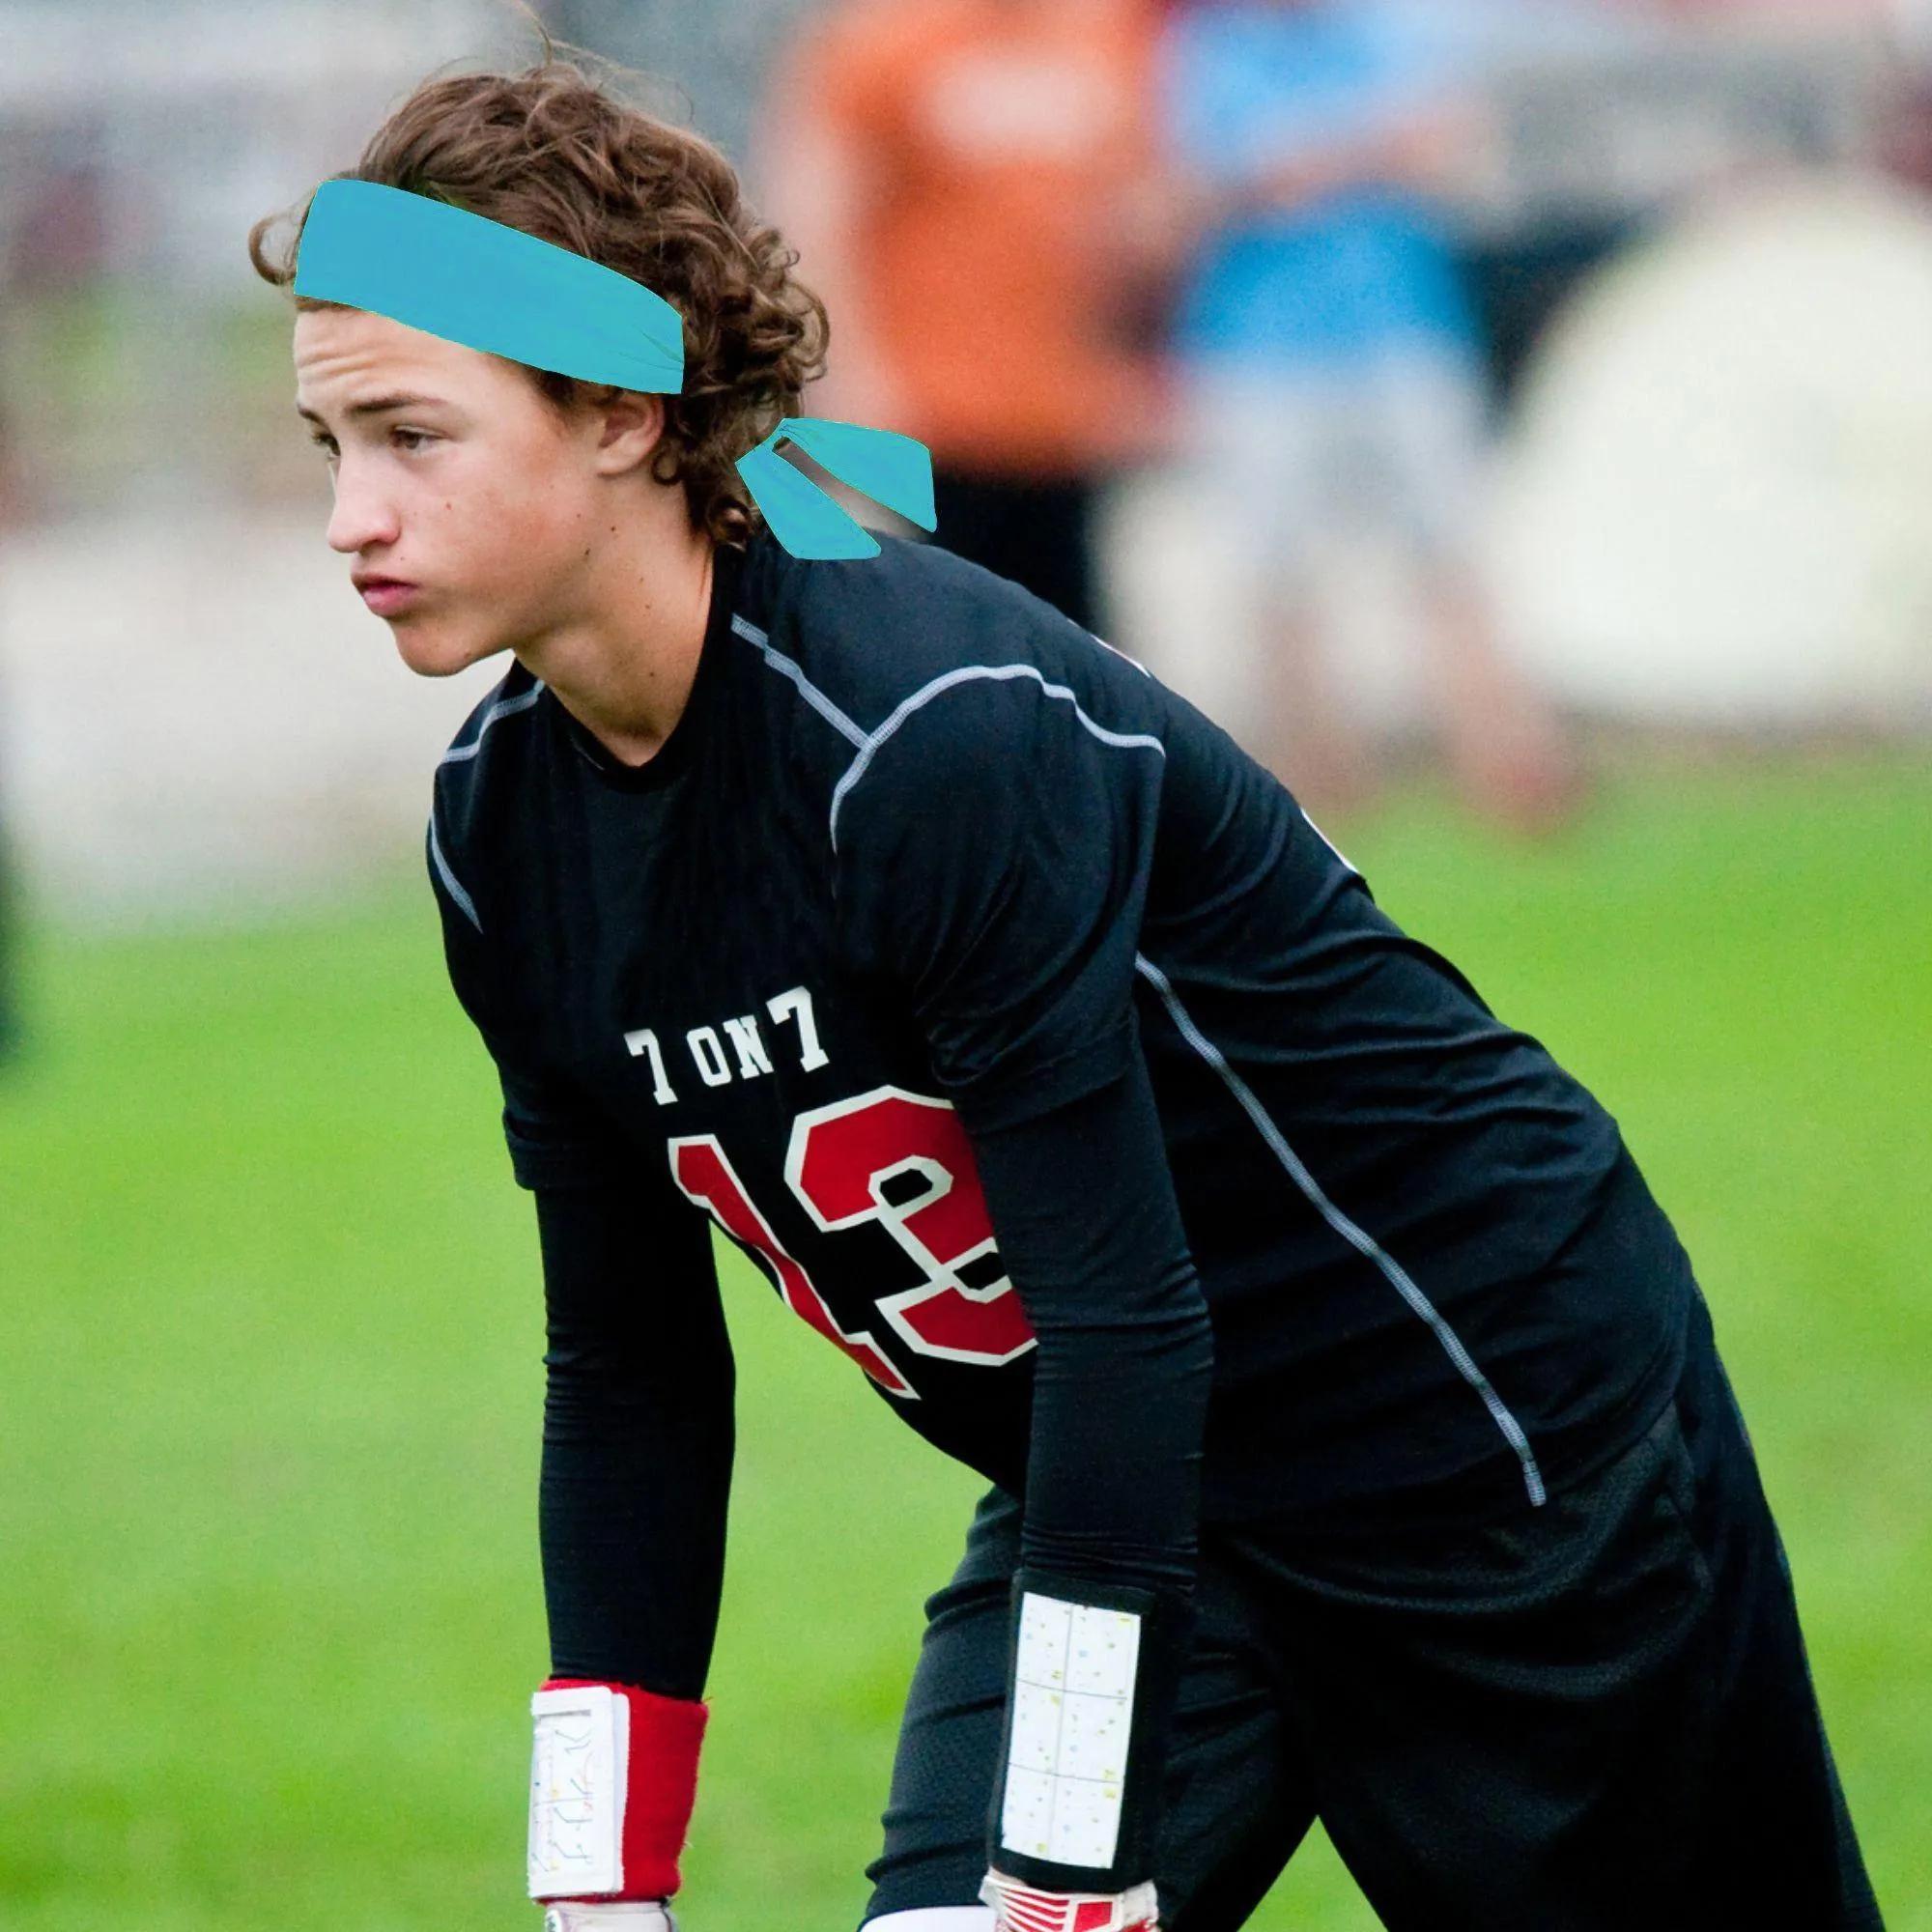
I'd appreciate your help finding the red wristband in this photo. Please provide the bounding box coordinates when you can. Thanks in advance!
[541,1678,708,1900]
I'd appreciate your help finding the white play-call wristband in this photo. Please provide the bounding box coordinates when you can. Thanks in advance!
[1000,1592,1144,1870]
[529,1685,631,1898]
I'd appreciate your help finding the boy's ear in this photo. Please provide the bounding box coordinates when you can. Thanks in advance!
[591,390,668,469]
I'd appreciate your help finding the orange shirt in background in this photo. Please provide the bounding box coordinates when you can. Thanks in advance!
[790,0,1170,480]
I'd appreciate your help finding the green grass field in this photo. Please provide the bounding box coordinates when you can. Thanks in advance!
[1,751,1926,1931]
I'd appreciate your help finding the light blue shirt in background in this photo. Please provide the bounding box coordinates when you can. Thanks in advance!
[1161,0,1485,370]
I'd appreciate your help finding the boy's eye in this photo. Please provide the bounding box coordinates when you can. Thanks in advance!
[305,428,434,453]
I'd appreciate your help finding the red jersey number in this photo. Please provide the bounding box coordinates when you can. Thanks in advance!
[786,1089,1036,1368]
[669,1134,916,1398]
[669,1090,1036,1400]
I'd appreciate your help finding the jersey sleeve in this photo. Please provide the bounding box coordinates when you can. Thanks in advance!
[832,669,1166,1131]
[428,807,633,1194]
[536,1182,734,1700]
[426,802,733,1697]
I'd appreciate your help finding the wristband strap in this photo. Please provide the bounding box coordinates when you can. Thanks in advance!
[530,1678,707,1901]
[987,1573,1190,1896]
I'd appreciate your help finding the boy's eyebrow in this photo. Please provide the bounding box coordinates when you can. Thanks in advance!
[295,391,447,427]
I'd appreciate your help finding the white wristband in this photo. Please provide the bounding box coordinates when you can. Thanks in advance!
[1002,1593,1143,1869]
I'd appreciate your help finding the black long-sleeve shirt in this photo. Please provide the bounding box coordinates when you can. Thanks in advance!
[431,529,1693,1889]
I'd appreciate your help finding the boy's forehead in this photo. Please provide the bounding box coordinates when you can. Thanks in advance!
[293,307,480,405]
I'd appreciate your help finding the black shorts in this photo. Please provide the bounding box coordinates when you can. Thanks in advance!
[862,1291,1881,1930]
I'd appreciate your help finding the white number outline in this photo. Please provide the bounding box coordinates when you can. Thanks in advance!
[783,1086,1037,1369]
[668,1131,916,1399]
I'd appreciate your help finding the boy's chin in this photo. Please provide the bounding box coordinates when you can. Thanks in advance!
[393,623,507,680]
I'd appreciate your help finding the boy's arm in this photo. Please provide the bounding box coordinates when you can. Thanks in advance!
[426,805,729,1914]
[833,655,1208,1916]
[963,1059,1209,1930]
[529,1181,732,1912]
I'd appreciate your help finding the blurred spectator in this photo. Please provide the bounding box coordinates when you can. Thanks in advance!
[1881,0,1932,189]
[1457,209,1642,409]
[1152,0,1577,828]
[11,156,110,291]
[755,0,1172,633]
[0,160,94,1063]
[0,400,21,1065]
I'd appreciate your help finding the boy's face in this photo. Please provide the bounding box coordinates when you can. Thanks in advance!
[293,304,662,679]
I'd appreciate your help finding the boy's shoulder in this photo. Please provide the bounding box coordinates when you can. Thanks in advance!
[740,528,1154,740]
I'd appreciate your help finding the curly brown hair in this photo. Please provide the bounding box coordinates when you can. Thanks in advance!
[247,51,829,546]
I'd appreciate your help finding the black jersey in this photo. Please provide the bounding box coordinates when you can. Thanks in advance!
[432,528,1690,1554]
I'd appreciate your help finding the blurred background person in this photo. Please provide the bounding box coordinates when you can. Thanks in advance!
[755,0,1173,634]
[0,397,21,1065]
[0,149,82,1065]
[1146,0,1578,830]
[1877,0,1932,188]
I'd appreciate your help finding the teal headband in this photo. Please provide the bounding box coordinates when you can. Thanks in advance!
[293,178,935,559]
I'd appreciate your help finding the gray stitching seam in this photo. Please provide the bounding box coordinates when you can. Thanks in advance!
[828,664,1167,850]
[1133,952,1548,1508]
[732,614,867,749]
[438,681,545,765]
[427,813,481,933]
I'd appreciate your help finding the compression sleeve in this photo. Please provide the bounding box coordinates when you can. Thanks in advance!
[536,1184,734,1699]
[428,777,731,1690]
[971,1058,1210,1594]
